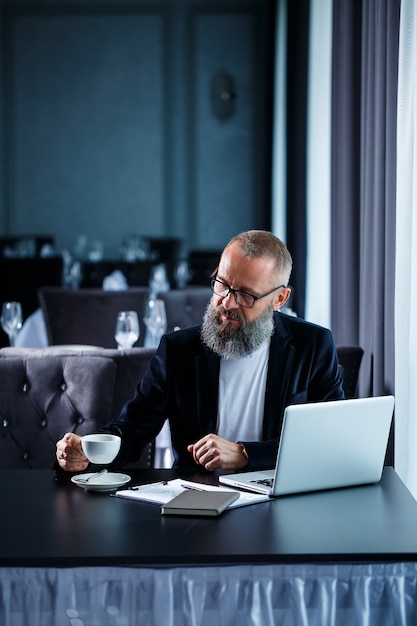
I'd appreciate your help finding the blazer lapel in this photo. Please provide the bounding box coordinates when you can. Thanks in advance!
[195,348,220,435]
[263,313,295,439]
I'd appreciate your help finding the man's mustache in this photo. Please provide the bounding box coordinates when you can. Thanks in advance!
[216,306,244,323]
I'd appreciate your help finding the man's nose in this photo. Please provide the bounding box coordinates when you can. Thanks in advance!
[222,290,239,309]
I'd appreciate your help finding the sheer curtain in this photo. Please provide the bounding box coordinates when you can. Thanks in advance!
[272,0,287,243]
[395,0,417,499]
[273,0,332,326]
[304,0,332,328]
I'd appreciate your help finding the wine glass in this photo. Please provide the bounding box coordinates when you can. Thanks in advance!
[63,259,83,289]
[1,301,23,346]
[114,310,140,350]
[174,259,190,289]
[143,299,167,347]
[148,264,170,296]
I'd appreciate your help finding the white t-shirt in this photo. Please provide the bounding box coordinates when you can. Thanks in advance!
[216,339,270,443]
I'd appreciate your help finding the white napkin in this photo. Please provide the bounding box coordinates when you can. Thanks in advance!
[14,308,49,348]
[102,270,128,291]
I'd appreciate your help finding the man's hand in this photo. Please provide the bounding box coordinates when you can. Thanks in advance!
[187,433,249,471]
[56,433,89,472]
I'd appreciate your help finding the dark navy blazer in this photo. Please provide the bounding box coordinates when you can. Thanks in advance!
[107,312,345,469]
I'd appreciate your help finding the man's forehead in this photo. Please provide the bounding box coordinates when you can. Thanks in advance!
[218,251,277,291]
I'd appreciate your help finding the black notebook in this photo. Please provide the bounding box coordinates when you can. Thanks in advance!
[161,489,240,517]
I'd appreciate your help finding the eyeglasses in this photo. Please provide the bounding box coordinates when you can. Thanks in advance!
[210,276,286,309]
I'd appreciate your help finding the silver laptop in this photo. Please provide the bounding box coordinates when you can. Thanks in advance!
[219,396,395,497]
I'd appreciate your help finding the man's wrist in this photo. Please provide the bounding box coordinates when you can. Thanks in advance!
[237,442,249,464]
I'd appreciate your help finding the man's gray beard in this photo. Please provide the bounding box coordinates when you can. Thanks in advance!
[201,301,275,359]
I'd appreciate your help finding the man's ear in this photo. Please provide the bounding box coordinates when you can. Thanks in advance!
[272,287,291,311]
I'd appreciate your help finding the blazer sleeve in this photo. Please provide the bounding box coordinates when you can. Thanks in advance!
[105,326,214,469]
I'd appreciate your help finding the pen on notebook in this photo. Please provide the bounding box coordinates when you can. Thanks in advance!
[131,480,168,490]
[181,483,206,491]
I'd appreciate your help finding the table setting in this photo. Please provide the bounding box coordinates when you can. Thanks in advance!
[70,433,132,492]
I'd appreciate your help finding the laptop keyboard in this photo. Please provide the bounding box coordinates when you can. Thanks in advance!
[251,478,274,488]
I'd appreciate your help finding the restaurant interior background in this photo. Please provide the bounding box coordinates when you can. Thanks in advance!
[1,0,417,498]
[0,0,274,264]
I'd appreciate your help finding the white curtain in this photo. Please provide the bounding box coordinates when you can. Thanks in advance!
[305,0,332,327]
[272,0,287,243]
[395,0,417,499]
[272,0,332,324]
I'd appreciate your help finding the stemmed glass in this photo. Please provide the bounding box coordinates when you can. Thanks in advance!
[63,259,83,289]
[174,259,190,289]
[114,310,140,350]
[144,299,167,347]
[1,301,23,346]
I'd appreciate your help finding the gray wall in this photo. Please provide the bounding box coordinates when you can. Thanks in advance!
[0,0,274,258]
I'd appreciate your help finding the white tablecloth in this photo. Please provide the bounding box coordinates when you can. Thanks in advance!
[14,308,48,348]
[1,562,416,625]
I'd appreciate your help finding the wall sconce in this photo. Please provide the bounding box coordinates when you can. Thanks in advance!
[211,71,237,121]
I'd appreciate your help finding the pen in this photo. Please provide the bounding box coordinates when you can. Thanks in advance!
[181,483,205,491]
[131,480,168,490]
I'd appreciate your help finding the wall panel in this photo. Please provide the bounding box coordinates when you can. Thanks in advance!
[186,3,271,249]
[4,5,170,256]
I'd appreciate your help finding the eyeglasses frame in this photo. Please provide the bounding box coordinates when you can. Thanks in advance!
[210,275,286,309]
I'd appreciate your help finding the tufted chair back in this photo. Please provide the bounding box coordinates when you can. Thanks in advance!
[38,286,150,348]
[0,346,156,469]
[336,346,364,399]
[157,287,211,332]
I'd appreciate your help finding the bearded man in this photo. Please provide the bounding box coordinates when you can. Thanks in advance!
[56,230,344,472]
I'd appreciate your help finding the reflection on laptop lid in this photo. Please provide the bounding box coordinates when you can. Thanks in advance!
[219,396,395,497]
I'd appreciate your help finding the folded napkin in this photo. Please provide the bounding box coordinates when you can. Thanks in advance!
[102,270,128,291]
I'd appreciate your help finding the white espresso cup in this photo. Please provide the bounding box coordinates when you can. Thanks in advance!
[81,434,121,465]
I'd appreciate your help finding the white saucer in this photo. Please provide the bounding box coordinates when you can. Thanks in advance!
[71,472,131,492]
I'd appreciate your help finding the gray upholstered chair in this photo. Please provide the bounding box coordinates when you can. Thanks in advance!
[158,287,211,332]
[336,346,364,398]
[38,286,150,348]
[0,346,156,469]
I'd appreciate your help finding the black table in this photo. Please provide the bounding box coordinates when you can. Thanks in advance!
[1,467,417,624]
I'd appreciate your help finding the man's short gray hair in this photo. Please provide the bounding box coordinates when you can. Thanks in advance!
[224,230,292,284]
